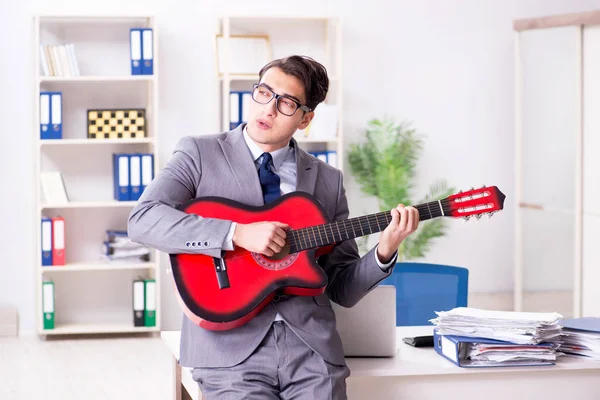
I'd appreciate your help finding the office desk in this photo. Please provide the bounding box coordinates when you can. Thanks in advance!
[162,326,600,400]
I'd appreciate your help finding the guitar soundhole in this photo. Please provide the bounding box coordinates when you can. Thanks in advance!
[251,246,298,271]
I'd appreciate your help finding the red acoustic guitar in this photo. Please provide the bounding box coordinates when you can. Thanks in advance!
[169,185,505,331]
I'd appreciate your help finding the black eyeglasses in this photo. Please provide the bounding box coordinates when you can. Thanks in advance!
[251,83,312,116]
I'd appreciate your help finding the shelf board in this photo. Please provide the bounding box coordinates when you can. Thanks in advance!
[41,262,156,272]
[39,75,154,83]
[219,74,259,82]
[227,15,334,21]
[40,201,138,209]
[40,138,155,146]
[40,322,159,335]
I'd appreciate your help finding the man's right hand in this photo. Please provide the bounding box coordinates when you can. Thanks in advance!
[232,221,289,257]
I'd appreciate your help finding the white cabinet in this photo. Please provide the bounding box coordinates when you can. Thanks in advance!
[33,15,161,336]
[515,11,600,318]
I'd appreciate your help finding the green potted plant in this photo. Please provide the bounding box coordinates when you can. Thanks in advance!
[347,115,455,260]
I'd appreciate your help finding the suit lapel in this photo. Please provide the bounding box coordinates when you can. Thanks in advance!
[293,139,318,195]
[219,125,264,206]
[219,130,319,205]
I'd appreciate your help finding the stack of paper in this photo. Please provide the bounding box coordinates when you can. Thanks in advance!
[430,307,563,345]
[431,307,564,367]
[560,317,600,360]
[464,342,558,366]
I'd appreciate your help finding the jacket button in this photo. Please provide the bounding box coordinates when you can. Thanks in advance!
[191,241,197,247]
[203,241,209,246]
[185,241,191,247]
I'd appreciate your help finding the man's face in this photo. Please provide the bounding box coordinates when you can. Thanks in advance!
[246,67,314,152]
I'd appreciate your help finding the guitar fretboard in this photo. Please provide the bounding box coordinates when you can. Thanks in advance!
[287,199,449,254]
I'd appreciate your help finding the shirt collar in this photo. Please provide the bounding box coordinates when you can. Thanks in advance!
[242,125,293,171]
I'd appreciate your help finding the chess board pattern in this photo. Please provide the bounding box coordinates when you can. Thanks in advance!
[87,109,146,139]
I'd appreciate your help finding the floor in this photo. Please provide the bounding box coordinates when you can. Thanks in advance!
[0,333,173,400]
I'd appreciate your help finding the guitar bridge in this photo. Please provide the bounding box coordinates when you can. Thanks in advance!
[213,257,230,289]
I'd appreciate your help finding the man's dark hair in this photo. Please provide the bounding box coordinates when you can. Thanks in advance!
[258,55,329,111]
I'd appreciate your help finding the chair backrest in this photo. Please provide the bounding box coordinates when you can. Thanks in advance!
[380,262,468,326]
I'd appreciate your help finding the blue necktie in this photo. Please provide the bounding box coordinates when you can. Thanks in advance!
[258,152,281,204]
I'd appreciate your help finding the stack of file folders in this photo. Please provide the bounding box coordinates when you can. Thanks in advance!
[559,317,600,360]
[430,307,563,367]
[103,230,151,263]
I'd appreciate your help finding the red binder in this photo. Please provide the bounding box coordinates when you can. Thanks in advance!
[52,217,65,265]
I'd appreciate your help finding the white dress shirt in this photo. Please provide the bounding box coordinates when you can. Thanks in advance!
[222,126,397,321]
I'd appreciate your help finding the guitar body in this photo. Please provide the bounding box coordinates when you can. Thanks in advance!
[169,192,333,331]
[168,184,506,332]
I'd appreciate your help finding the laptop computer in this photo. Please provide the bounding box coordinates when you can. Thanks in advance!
[332,285,397,357]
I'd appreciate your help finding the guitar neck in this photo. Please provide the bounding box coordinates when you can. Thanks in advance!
[288,199,448,254]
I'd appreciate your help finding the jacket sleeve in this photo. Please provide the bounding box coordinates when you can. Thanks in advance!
[127,136,232,258]
[317,171,394,308]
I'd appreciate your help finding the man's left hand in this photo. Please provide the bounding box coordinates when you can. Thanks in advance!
[377,204,420,263]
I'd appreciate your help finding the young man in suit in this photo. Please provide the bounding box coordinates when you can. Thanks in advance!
[128,55,419,399]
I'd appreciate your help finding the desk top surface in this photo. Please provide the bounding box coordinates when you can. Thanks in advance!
[161,326,600,378]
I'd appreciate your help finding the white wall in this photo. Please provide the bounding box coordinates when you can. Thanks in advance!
[2,0,600,332]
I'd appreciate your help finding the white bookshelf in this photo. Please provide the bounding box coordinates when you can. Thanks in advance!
[33,14,161,336]
[215,15,344,171]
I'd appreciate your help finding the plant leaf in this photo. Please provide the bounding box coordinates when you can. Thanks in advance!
[402,218,448,260]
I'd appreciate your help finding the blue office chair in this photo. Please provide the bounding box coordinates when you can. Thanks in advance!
[380,262,469,326]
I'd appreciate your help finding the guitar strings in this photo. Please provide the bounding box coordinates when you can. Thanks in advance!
[285,200,452,251]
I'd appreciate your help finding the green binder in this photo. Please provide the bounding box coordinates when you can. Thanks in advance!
[42,281,55,329]
[144,279,156,327]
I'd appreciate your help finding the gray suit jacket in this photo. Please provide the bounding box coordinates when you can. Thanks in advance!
[127,124,394,368]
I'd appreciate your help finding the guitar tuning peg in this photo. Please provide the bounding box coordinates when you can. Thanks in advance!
[481,185,487,188]
[476,214,482,220]
[463,216,470,221]
[470,187,474,191]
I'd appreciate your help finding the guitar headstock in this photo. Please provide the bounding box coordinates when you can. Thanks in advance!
[445,185,505,220]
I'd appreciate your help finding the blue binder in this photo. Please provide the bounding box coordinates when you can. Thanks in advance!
[310,151,328,163]
[141,28,154,75]
[40,92,62,139]
[229,90,252,130]
[105,230,128,242]
[140,153,154,195]
[130,28,142,75]
[129,154,142,201]
[562,317,600,333]
[433,330,555,368]
[41,217,53,266]
[113,153,131,201]
[326,150,338,168]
